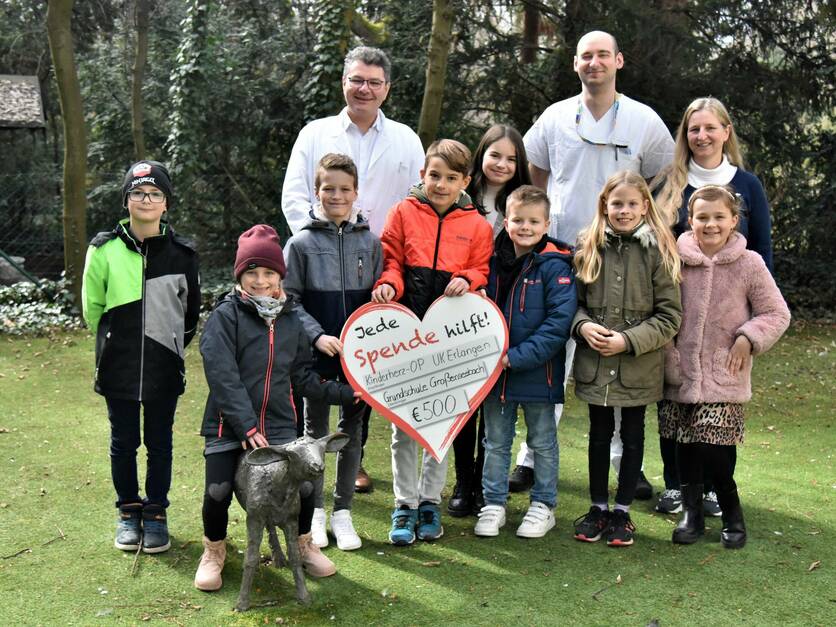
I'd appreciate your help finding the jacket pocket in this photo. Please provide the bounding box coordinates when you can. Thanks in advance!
[621,350,662,388]
[664,343,682,386]
[94,331,111,383]
[711,349,749,387]
[572,346,599,384]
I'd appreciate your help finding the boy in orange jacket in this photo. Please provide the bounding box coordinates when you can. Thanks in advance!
[371,139,493,545]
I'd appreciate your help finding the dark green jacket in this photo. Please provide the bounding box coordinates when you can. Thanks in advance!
[572,223,682,407]
[81,219,200,400]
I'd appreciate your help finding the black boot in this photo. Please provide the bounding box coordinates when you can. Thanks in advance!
[672,483,705,544]
[447,477,473,517]
[716,489,747,549]
[471,487,485,514]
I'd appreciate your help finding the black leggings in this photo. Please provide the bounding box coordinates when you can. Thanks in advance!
[450,406,485,491]
[588,404,646,506]
[202,448,314,541]
[659,435,736,492]
[678,442,738,494]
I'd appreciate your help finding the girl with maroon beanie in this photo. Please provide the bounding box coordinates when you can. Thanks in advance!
[194,225,359,592]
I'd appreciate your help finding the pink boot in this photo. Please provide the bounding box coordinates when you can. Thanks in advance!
[298,532,336,577]
[194,537,226,591]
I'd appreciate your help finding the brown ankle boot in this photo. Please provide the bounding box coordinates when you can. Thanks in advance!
[298,532,336,578]
[194,536,226,591]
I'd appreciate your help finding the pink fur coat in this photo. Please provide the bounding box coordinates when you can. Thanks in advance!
[664,231,790,404]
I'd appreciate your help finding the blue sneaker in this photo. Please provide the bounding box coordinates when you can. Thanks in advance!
[141,504,171,553]
[416,502,443,541]
[389,506,418,546]
[114,503,143,551]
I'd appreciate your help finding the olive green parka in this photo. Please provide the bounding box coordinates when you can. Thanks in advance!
[572,222,682,407]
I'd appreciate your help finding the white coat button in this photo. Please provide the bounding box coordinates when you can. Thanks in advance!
[614,307,620,313]
[617,276,622,281]
[609,370,616,376]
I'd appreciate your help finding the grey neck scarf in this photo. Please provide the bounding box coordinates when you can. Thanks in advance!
[238,288,287,325]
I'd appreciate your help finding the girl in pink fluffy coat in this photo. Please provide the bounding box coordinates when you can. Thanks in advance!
[659,185,790,549]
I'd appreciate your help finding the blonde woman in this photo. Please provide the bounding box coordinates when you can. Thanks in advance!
[654,97,772,270]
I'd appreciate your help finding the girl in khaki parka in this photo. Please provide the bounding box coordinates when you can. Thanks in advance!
[571,171,682,547]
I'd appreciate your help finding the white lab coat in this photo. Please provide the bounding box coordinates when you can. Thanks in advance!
[281,108,425,236]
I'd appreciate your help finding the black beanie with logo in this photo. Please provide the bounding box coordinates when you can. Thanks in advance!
[121,160,174,207]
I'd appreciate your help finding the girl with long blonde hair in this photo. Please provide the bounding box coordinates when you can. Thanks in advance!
[571,171,682,547]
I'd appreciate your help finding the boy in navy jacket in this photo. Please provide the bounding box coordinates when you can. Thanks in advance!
[474,185,577,539]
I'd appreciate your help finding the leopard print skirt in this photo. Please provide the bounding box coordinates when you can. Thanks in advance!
[657,400,745,446]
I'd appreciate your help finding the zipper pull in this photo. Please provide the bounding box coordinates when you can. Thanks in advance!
[358,257,363,281]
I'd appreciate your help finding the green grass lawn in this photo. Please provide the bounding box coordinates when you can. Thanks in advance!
[0,324,833,626]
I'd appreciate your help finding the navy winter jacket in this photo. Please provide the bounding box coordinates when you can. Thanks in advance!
[487,234,577,403]
[199,290,355,455]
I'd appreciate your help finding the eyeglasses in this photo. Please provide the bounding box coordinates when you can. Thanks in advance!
[128,190,166,203]
[345,76,387,91]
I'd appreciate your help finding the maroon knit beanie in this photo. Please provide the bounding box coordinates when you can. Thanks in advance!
[234,225,287,279]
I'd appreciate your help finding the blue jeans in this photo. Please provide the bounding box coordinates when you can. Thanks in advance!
[482,397,559,508]
[106,396,177,508]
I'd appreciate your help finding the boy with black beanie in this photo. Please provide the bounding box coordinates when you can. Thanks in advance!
[82,160,200,554]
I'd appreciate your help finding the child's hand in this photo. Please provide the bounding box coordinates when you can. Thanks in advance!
[501,354,510,368]
[444,277,470,296]
[372,283,396,303]
[352,391,363,405]
[598,332,628,357]
[243,432,269,450]
[315,335,343,356]
[580,322,612,353]
[727,335,752,373]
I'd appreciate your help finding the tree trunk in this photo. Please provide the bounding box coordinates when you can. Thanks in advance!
[131,0,150,160]
[46,0,87,305]
[417,0,453,149]
[520,3,539,64]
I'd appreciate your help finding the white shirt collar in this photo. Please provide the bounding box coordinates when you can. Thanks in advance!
[339,108,385,133]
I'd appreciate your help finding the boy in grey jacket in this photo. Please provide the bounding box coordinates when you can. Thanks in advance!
[284,154,383,550]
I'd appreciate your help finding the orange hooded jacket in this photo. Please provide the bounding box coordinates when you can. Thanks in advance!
[374,185,493,318]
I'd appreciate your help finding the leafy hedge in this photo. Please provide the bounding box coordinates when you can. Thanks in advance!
[0,277,84,335]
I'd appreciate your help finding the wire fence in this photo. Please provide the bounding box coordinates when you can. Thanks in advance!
[0,171,65,283]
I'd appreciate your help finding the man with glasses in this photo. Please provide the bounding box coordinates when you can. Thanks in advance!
[510,31,674,498]
[282,46,425,236]
[282,46,424,506]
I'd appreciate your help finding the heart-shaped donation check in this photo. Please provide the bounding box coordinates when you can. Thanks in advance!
[340,293,508,461]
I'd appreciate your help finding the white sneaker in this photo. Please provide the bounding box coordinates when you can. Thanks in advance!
[311,508,328,548]
[330,509,362,551]
[474,505,506,537]
[516,501,555,538]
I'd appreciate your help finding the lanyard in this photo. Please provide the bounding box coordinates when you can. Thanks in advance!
[575,94,628,157]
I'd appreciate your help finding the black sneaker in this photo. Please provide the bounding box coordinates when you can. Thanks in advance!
[606,509,636,547]
[635,472,653,500]
[573,506,610,542]
[655,489,683,514]
[141,504,171,553]
[703,491,723,517]
[508,465,534,493]
[114,503,143,551]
